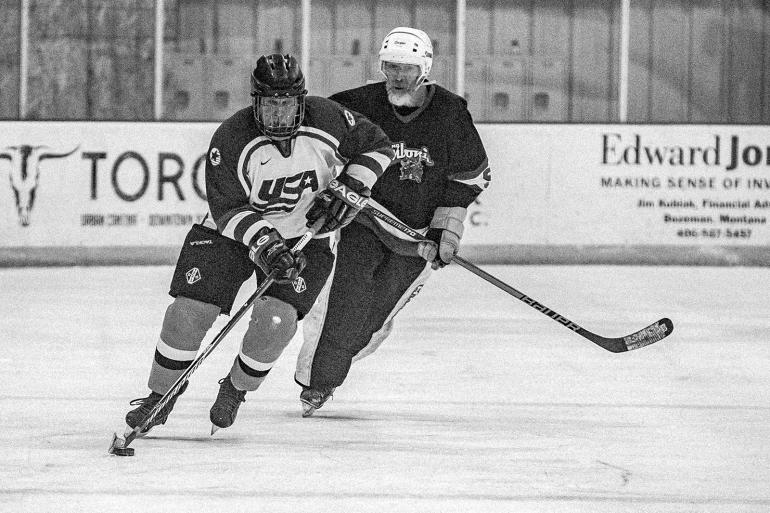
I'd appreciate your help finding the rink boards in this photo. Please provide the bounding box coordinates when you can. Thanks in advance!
[1,122,768,266]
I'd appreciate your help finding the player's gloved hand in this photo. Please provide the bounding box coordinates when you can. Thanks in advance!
[416,206,467,270]
[249,227,307,284]
[306,172,371,234]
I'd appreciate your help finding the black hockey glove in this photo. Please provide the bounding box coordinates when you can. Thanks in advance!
[306,172,371,234]
[416,206,467,270]
[249,227,307,284]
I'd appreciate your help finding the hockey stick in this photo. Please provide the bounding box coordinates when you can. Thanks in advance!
[109,222,321,455]
[363,204,673,353]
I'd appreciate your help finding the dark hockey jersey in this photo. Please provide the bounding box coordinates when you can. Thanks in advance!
[329,82,490,231]
[203,96,393,245]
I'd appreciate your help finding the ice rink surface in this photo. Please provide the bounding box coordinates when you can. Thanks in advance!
[1,263,769,512]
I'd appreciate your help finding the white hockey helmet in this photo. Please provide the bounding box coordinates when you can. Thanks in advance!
[378,27,433,86]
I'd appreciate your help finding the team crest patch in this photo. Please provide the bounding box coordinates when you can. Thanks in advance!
[292,276,307,293]
[209,147,221,166]
[392,142,433,183]
[399,159,425,183]
[185,267,202,285]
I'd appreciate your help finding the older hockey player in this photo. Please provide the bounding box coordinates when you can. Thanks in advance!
[296,27,491,415]
[123,53,393,434]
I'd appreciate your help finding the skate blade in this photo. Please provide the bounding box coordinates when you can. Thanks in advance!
[301,402,316,418]
[108,432,122,454]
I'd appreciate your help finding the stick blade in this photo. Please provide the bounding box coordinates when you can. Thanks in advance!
[618,317,673,352]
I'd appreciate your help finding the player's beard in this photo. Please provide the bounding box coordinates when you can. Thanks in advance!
[386,82,422,107]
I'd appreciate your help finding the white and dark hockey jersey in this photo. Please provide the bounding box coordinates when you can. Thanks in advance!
[203,96,394,245]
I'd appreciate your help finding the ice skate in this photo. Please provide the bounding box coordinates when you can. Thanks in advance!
[124,381,188,437]
[300,386,335,417]
[209,375,247,434]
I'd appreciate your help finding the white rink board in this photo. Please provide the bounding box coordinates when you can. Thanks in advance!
[466,124,770,246]
[0,122,212,247]
[1,122,769,264]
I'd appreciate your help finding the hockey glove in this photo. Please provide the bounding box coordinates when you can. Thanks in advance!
[416,206,467,269]
[249,227,307,284]
[306,172,371,234]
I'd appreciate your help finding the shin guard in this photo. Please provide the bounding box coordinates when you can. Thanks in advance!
[148,296,219,392]
[230,297,298,391]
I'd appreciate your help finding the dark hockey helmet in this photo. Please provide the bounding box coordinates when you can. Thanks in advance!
[251,54,307,140]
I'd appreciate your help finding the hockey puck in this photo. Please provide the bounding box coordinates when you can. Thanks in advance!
[109,433,136,457]
[112,446,135,457]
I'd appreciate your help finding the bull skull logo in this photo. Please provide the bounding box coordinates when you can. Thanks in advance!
[0,144,79,226]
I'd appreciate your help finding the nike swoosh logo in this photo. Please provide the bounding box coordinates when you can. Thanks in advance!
[261,158,271,165]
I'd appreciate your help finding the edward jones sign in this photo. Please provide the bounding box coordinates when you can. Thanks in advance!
[463,124,770,246]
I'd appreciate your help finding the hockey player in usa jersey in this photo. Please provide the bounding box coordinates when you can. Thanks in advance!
[122,54,393,435]
[296,28,491,415]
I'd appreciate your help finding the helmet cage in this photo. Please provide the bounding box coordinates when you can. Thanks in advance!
[378,27,433,87]
[251,54,307,140]
[254,95,306,140]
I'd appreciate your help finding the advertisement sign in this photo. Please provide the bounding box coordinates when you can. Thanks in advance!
[465,124,770,247]
[1,122,768,264]
[0,122,211,247]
